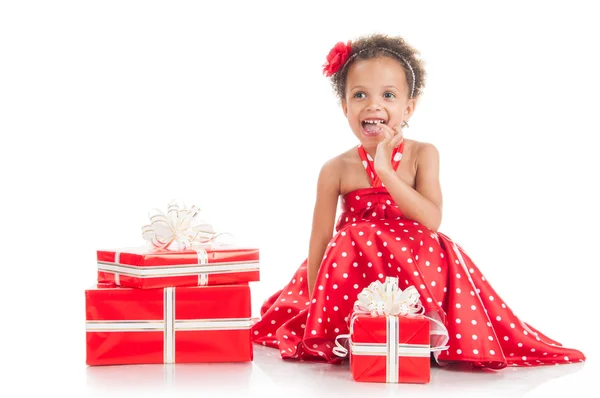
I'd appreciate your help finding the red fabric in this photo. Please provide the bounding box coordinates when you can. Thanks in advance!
[251,144,585,369]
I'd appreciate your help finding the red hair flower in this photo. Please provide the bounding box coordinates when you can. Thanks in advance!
[322,41,352,77]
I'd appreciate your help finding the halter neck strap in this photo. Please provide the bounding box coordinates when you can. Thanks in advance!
[357,142,404,187]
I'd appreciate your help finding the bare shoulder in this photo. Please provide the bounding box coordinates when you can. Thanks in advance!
[409,139,440,168]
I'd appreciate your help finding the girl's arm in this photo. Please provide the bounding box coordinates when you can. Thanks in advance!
[377,142,443,231]
[307,159,340,298]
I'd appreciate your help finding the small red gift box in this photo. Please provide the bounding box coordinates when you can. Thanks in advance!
[348,313,431,383]
[85,283,253,365]
[96,245,259,289]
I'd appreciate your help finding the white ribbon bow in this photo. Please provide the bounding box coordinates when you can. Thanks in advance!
[141,200,232,250]
[354,277,423,317]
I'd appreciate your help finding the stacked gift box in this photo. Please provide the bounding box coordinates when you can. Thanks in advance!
[85,202,260,366]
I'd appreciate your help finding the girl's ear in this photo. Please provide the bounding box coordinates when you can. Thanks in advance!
[404,97,416,121]
[341,99,348,117]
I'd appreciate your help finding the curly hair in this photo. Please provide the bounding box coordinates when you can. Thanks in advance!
[328,33,426,101]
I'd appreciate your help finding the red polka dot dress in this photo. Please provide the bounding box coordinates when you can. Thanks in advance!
[252,143,585,369]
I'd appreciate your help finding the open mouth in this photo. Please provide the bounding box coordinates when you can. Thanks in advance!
[361,119,386,136]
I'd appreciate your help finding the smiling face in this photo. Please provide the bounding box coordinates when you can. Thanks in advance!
[341,56,416,149]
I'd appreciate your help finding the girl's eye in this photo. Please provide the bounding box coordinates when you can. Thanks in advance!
[354,92,366,99]
[384,92,396,99]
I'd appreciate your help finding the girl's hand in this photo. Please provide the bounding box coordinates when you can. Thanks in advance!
[374,123,404,174]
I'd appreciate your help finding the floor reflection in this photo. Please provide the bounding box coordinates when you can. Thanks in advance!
[85,343,588,397]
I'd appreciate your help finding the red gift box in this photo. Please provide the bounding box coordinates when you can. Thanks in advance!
[348,313,431,383]
[85,283,253,365]
[96,246,259,289]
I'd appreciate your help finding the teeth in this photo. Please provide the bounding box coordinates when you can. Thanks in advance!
[363,120,385,124]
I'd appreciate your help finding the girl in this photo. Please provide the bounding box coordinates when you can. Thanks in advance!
[251,33,585,369]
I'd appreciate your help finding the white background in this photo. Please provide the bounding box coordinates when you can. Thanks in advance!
[1,1,598,397]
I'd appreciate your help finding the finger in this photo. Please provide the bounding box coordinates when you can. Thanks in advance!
[391,134,404,148]
[379,125,393,141]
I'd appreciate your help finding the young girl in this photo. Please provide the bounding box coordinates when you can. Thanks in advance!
[251,33,585,369]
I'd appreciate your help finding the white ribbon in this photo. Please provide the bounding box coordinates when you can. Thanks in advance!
[141,200,233,250]
[333,277,449,359]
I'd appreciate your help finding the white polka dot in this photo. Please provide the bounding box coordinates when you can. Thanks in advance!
[274,307,279,311]
[426,297,433,303]
[473,349,479,355]
[358,231,364,236]
[367,201,372,206]
[429,247,433,252]
[456,318,461,324]
[518,343,523,347]
[420,284,425,289]
[437,267,442,272]
[311,298,316,303]
[502,303,507,308]
[378,273,384,278]
[407,258,413,263]
[366,241,372,246]
[510,323,515,328]
[531,348,536,352]
[377,252,382,257]
[311,330,317,335]
[504,336,509,341]
[313,344,318,348]
[522,356,527,361]
[354,284,359,289]
[496,316,502,321]
[489,295,494,301]
[333,306,339,311]
[472,334,478,340]
[471,305,476,310]
[456,303,461,309]
[267,333,272,337]
[523,330,528,336]
[456,334,462,339]
[456,288,461,294]
[301,324,306,329]
[457,349,462,354]
[343,295,348,300]
[471,320,477,325]
[318,286,323,291]
[353,262,358,268]
[469,268,474,274]
[490,350,495,355]
[283,335,288,339]
[425,261,430,266]
[413,271,419,276]
[318,318,322,323]
[431,281,436,286]
[341,231,346,236]
[488,336,494,341]
[456,273,461,279]
[271,320,276,324]
[564,356,569,361]
[287,309,292,313]
[401,247,407,251]
[334,328,339,333]
[341,252,347,257]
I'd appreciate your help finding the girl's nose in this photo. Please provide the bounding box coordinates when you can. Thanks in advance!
[366,100,382,112]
